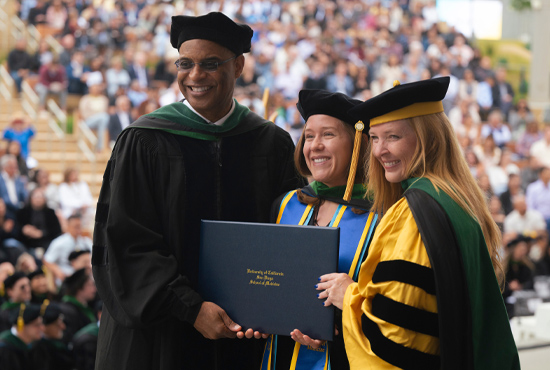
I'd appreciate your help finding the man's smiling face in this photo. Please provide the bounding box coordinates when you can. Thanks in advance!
[177,39,244,122]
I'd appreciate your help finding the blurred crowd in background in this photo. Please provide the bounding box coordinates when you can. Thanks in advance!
[2,0,550,368]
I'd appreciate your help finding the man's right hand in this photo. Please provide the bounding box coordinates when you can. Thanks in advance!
[194,302,241,340]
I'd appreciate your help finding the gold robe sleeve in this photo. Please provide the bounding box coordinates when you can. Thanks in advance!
[342,197,440,369]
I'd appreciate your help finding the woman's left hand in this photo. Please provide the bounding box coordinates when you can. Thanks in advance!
[290,329,324,349]
[316,273,353,310]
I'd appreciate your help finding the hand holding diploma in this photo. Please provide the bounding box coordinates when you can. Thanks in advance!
[316,273,354,310]
[194,302,268,340]
[194,302,241,339]
[290,273,354,348]
[238,329,270,339]
[290,329,325,349]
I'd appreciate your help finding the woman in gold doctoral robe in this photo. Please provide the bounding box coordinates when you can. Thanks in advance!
[316,78,520,370]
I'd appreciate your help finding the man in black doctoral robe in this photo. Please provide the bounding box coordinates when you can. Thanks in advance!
[92,12,304,370]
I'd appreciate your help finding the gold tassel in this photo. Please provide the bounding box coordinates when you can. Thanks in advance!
[343,121,365,202]
[268,111,279,123]
[262,87,270,120]
[1,271,15,299]
[42,265,56,295]
[40,299,50,316]
[17,303,25,332]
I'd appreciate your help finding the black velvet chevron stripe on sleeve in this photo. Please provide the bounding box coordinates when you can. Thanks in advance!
[371,294,439,338]
[361,313,440,370]
[372,260,436,295]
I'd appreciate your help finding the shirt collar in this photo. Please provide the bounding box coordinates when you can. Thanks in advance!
[1,172,13,181]
[183,99,235,126]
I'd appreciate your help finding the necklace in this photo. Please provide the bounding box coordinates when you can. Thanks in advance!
[311,201,330,227]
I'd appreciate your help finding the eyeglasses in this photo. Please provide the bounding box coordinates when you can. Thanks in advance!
[28,320,45,328]
[174,55,237,72]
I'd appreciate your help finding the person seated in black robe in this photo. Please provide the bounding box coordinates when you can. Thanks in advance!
[58,268,97,345]
[28,269,55,305]
[29,301,74,370]
[0,303,43,370]
[0,272,31,333]
[503,235,536,318]
[72,300,102,370]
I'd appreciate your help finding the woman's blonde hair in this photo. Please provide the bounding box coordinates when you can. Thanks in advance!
[367,112,504,286]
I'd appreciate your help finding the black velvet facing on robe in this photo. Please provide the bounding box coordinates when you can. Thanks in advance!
[361,313,440,370]
[371,294,439,338]
[372,260,436,295]
[404,188,474,370]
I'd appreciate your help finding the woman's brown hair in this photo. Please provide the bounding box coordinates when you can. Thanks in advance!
[294,119,369,183]
[294,118,369,211]
[63,167,78,183]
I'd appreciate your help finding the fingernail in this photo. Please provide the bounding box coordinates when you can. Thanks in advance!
[322,301,325,306]
[317,294,320,298]
[318,277,321,281]
[315,284,318,289]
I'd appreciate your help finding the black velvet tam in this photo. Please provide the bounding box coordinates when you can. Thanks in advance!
[297,89,362,126]
[348,77,450,124]
[4,271,27,290]
[42,303,62,325]
[27,269,45,281]
[9,303,41,325]
[170,12,253,55]
[63,268,89,293]
[68,250,90,262]
[506,234,534,248]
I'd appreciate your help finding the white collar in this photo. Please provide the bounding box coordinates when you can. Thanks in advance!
[183,99,235,126]
[1,171,14,181]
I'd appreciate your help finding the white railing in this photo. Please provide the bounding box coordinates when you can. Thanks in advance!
[45,99,67,172]
[46,99,66,135]
[45,98,67,171]
[6,15,60,55]
[20,80,38,120]
[0,65,14,106]
[78,122,98,153]
[27,24,42,51]
[0,5,8,54]
[10,16,35,49]
[45,33,63,55]
[77,121,99,194]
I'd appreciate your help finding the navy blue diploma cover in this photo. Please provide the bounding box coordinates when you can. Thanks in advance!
[199,220,340,341]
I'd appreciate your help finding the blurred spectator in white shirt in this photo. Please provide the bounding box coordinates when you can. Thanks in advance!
[58,168,94,228]
[481,109,512,149]
[530,126,550,169]
[504,194,546,238]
